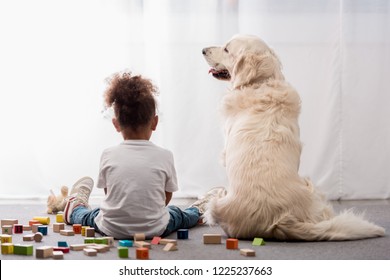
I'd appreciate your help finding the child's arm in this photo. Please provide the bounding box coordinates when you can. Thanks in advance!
[165,191,172,206]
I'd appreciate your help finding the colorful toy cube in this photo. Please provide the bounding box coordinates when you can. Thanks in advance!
[226,238,239,249]
[136,247,149,260]
[119,240,133,247]
[37,225,48,235]
[118,247,128,258]
[177,229,189,239]
[13,224,23,234]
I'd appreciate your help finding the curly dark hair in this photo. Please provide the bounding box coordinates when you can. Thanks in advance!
[104,72,158,131]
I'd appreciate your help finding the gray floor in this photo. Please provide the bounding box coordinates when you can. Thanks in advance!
[0,199,389,260]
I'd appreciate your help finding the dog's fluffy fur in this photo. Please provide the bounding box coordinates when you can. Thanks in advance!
[202,34,385,241]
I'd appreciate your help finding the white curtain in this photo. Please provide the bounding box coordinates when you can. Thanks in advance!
[0,0,389,200]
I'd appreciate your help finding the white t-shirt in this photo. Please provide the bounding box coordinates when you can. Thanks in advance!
[94,140,178,239]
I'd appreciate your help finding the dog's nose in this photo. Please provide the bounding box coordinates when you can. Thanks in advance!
[202,48,207,55]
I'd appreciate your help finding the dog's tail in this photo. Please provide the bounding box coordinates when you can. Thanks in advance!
[272,210,385,241]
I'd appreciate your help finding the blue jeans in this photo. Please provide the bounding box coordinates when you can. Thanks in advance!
[70,205,199,238]
[161,206,200,237]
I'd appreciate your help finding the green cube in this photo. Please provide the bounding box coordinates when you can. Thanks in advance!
[118,247,128,258]
[14,244,33,255]
[252,237,266,246]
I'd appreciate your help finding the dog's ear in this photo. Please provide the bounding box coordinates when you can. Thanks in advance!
[232,51,283,89]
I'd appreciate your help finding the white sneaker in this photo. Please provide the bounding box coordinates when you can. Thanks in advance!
[69,176,94,196]
[63,177,94,224]
[190,186,227,215]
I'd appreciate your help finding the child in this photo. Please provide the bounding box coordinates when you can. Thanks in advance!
[63,72,221,239]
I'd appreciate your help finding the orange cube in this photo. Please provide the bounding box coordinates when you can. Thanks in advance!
[136,247,149,259]
[226,238,239,249]
[73,224,82,234]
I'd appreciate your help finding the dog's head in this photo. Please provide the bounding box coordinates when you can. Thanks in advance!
[202,34,284,89]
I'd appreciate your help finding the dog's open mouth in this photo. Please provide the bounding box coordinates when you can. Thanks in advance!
[209,68,231,80]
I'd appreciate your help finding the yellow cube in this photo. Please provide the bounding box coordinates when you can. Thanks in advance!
[56,213,64,223]
[81,226,90,236]
[0,234,12,243]
[1,243,14,254]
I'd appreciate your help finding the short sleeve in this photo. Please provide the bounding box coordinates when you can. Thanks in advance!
[165,151,178,192]
[96,150,108,189]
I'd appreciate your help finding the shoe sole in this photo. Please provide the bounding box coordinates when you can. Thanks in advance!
[69,176,94,196]
[63,197,76,224]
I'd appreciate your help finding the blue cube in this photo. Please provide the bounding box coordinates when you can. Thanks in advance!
[177,229,189,239]
[37,225,48,235]
[119,240,133,247]
[58,241,68,247]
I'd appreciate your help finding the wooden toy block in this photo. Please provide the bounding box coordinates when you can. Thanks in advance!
[34,232,43,242]
[119,240,133,247]
[94,237,105,244]
[103,236,115,247]
[70,244,87,251]
[56,213,64,223]
[73,224,82,234]
[1,219,18,227]
[177,229,189,239]
[23,225,32,231]
[14,244,33,255]
[136,247,149,260]
[134,241,151,248]
[23,234,35,241]
[1,243,14,254]
[2,225,13,234]
[84,238,95,244]
[52,251,64,259]
[37,225,48,235]
[252,237,266,246]
[13,224,23,234]
[81,226,90,236]
[86,244,109,253]
[240,248,256,257]
[226,238,239,249]
[134,233,146,241]
[36,246,53,259]
[58,241,68,247]
[159,239,177,245]
[163,243,178,251]
[203,234,222,244]
[53,223,65,233]
[85,228,95,237]
[33,216,50,225]
[100,238,109,245]
[84,248,97,256]
[151,236,161,245]
[32,223,42,233]
[28,220,40,226]
[1,234,12,243]
[118,247,128,258]
[60,229,75,236]
[53,247,70,253]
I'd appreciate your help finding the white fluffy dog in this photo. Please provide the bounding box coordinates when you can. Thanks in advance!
[202,34,385,241]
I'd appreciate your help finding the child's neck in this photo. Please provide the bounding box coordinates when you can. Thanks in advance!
[122,127,151,141]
